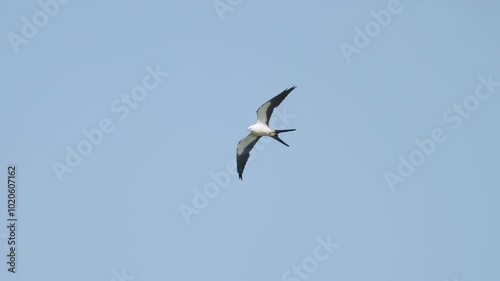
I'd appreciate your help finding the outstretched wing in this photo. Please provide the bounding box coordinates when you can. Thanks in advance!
[256,86,296,125]
[236,134,261,180]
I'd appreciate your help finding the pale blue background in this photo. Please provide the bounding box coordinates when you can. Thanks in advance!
[1,0,499,280]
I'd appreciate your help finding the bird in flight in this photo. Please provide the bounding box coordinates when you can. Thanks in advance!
[236,86,297,180]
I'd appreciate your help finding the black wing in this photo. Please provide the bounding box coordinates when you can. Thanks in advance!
[256,86,296,125]
[236,134,261,180]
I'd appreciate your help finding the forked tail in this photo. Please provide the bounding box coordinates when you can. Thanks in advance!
[275,129,296,134]
[271,129,296,147]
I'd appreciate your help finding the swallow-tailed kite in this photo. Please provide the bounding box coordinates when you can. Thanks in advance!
[236,86,297,180]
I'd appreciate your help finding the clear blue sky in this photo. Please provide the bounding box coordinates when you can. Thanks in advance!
[1,0,499,280]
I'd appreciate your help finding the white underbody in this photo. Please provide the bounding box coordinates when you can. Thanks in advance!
[248,122,276,136]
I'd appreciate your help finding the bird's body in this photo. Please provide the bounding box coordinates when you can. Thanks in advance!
[236,86,297,180]
[248,122,274,136]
